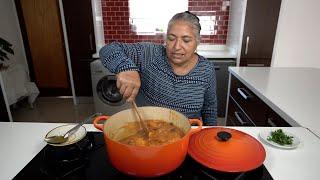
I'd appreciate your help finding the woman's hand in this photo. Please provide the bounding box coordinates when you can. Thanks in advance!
[116,71,141,102]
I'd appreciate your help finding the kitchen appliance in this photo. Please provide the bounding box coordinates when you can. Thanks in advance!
[13,132,273,180]
[93,106,203,177]
[90,60,130,115]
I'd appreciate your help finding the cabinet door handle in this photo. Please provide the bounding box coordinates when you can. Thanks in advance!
[245,36,250,55]
[234,111,248,126]
[247,63,265,67]
[237,88,252,100]
[267,118,277,127]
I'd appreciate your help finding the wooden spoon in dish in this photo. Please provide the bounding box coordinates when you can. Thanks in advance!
[44,113,102,144]
[131,101,149,138]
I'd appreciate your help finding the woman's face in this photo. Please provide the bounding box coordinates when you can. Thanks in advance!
[166,20,198,67]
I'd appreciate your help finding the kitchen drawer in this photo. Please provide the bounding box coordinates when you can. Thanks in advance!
[226,96,255,126]
[229,75,267,126]
[266,108,291,127]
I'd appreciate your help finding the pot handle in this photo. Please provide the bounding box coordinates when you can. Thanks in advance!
[93,116,109,131]
[188,119,203,135]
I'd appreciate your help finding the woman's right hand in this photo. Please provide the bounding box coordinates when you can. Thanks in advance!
[116,71,141,102]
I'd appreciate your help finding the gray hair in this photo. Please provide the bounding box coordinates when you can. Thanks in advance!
[167,11,201,44]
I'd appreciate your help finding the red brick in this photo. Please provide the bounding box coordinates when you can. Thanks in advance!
[113,35,121,39]
[217,30,223,34]
[208,1,217,6]
[115,2,123,6]
[121,17,128,21]
[111,7,119,11]
[214,39,223,44]
[120,6,128,11]
[106,21,116,26]
[115,12,124,16]
[107,30,116,34]
[105,35,113,39]
[218,35,227,39]
[217,21,224,25]
[112,16,120,21]
[121,34,130,39]
[189,1,197,6]
[104,26,112,30]
[116,21,125,25]
[218,25,228,30]
[106,12,115,16]
[105,1,114,7]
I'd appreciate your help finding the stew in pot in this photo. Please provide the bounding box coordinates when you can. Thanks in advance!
[118,120,185,146]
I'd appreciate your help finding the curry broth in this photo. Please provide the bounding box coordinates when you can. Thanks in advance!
[116,120,186,146]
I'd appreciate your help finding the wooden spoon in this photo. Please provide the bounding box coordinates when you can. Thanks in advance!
[131,101,149,138]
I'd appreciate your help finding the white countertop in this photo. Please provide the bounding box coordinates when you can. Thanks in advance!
[197,49,237,59]
[229,67,320,137]
[1,122,320,180]
[197,44,237,58]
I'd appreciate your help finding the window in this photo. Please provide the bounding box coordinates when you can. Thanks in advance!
[198,16,216,35]
[129,0,188,35]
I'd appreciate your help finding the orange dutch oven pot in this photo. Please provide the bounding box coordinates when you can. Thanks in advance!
[93,106,202,178]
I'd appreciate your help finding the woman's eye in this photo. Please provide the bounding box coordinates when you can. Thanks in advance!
[183,38,192,43]
[167,38,174,41]
[167,36,175,41]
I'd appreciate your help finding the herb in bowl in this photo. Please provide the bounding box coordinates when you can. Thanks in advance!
[267,129,294,145]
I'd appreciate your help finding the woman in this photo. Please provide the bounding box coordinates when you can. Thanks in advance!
[99,11,217,125]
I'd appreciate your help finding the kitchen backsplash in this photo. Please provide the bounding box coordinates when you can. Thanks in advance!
[100,0,230,44]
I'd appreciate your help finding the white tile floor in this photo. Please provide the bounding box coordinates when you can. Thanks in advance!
[11,97,226,125]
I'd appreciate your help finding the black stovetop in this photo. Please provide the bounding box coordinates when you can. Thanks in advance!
[13,132,273,180]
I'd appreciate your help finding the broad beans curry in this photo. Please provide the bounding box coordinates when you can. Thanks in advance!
[119,120,185,146]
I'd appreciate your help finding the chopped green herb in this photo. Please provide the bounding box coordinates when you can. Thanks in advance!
[267,129,293,145]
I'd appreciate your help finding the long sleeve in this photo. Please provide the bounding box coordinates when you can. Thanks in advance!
[99,42,162,73]
[99,42,141,73]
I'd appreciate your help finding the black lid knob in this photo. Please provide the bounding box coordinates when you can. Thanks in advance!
[217,131,232,141]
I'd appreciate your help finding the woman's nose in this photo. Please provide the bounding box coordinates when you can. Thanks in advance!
[173,39,182,50]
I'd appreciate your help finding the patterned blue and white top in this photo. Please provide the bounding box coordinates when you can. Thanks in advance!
[99,42,217,125]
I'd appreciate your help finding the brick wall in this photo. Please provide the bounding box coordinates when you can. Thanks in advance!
[101,0,229,44]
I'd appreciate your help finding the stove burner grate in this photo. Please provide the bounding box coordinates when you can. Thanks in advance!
[39,133,101,179]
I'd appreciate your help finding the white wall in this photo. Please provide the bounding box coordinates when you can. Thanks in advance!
[0,1,28,69]
[272,0,320,68]
[0,1,29,122]
[227,0,246,66]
